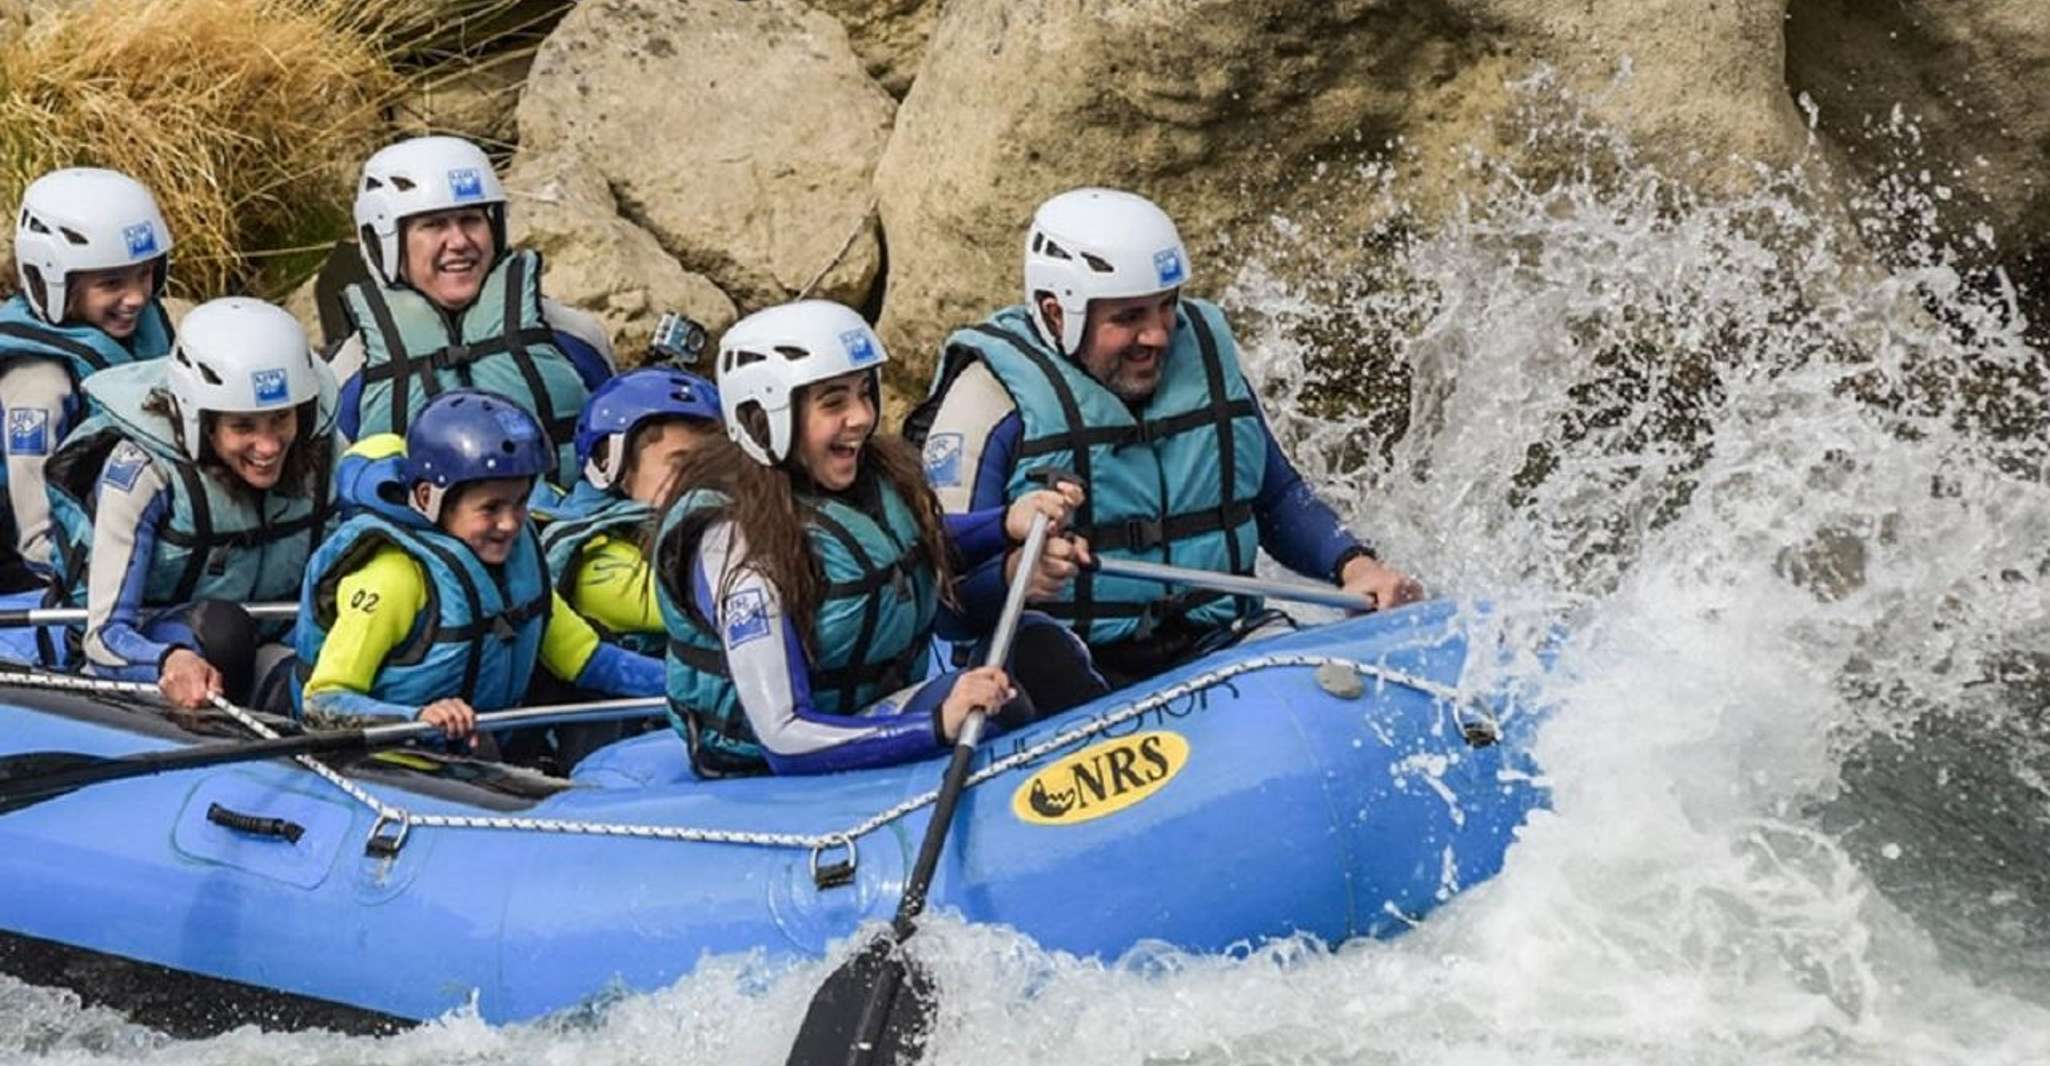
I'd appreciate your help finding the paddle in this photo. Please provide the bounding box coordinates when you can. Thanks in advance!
[1087,555,1380,613]
[787,512,1054,1066]
[0,603,298,627]
[0,696,663,815]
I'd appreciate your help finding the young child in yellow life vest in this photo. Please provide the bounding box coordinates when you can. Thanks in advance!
[292,389,664,760]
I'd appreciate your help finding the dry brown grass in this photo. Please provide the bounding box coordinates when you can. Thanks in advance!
[0,0,568,300]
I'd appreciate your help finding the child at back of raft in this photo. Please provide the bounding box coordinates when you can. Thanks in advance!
[536,367,724,655]
[291,389,664,764]
[2,169,178,588]
[524,367,722,763]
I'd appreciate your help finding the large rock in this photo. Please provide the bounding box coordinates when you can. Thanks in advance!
[1785,1,2050,307]
[390,51,533,152]
[517,0,893,314]
[806,0,937,97]
[873,0,1813,381]
[504,150,739,365]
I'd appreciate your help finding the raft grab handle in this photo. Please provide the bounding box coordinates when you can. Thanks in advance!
[810,833,858,890]
[206,801,305,844]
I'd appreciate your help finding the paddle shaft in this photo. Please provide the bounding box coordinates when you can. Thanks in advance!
[889,512,1048,932]
[825,513,1052,1064]
[1,697,664,807]
[1089,556,1377,613]
[0,603,298,627]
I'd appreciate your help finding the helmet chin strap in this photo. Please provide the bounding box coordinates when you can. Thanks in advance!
[410,482,448,524]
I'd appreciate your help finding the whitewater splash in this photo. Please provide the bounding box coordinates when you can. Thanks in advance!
[9,74,2050,1065]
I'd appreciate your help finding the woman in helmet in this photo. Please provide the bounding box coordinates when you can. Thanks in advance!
[329,135,614,486]
[655,300,1107,778]
[1,168,177,584]
[536,366,724,654]
[41,298,336,709]
[293,389,664,750]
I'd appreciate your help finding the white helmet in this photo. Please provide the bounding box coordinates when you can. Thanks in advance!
[352,135,507,288]
[12,168,173,324]
[1023,187,1190,356]
[165,297,326,463]
[716,300,886,467]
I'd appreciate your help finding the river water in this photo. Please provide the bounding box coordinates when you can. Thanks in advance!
[6,84,2049,1065]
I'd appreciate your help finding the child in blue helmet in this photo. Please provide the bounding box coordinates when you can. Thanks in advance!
[293,389,663,747]
[535,367,724,655]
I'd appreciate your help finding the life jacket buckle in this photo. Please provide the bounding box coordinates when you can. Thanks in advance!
[437,342,477,369]
[1122,516,1164,550]
[491,615,518,641]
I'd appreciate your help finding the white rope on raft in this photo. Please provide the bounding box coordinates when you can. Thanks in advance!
[0,655,1484,862]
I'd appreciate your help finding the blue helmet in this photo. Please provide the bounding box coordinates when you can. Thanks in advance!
[574,367,721,491]
[404,389,553,520]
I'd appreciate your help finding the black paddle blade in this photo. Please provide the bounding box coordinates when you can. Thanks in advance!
[786,934,938,1066]
[0,751,116,814]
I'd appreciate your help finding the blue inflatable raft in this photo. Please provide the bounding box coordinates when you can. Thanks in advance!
[0,601,1547,1036]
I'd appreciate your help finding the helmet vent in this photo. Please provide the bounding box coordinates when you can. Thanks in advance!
[195,360,223,386]
[500,440,517,454]
[773,345,809,361]
[390,175,417,192]
[58,226,89,246]
[24,216,47,235]
[363,176,383,191]
[1081,252,1115,274]
[728,349,767,371]
[1040,239,1073,261]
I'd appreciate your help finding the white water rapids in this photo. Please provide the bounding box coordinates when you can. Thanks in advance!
[8,78,2050,1065]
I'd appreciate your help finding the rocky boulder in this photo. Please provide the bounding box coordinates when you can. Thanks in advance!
[390,51,533,152]
[517,0,894,314]
[806,0,937,98]
[873,0,1814,381]
[504,150,738,364]
[1786,1,2050,304]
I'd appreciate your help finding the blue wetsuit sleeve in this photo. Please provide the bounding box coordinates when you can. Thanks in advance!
[573,640,665,697]
[695,520,948,775]
[969,412,1023,512]
[943,506,1010,568]
[946,413,1024,629]
[337,372,364,441]
[554,330,614,393]
[1251,405,1369,581]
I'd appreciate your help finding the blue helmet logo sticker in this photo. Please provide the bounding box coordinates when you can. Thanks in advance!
[251,368,290,406]
[1153,248,1185,287]
[448,168,486,202]
[841,328,880,366]
[123,222,159,259]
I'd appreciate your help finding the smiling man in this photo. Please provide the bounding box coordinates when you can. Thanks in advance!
[906,187,1423,688]
[325,136,614,486]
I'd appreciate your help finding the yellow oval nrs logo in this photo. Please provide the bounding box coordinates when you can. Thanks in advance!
[1011,731,1189,826]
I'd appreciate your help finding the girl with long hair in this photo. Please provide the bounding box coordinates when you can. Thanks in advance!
[654,301,1106,777]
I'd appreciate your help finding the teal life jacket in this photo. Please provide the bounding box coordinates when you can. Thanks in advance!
[534,480,658,655]
[291,450,551,713]
[933,298,1267,644]
[42,359,337,628]
[0,293,174,507]
[339,249,590,485]
[0,292,173,386]
[654,473,937,777]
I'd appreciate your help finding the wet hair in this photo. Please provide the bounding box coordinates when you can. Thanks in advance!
[651,384,956,650]
[143,389,330,498]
